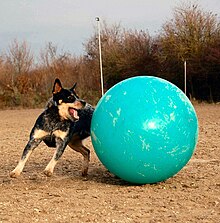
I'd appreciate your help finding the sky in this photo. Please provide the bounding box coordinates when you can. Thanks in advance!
[0,0,219,57]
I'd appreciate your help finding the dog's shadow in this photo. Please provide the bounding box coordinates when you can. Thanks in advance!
[85,166,130,186]
[56,159,131,186]
[1,158,131,187]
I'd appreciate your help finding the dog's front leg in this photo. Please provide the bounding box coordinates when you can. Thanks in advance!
[43,137,68,177]
[10,138,41,178]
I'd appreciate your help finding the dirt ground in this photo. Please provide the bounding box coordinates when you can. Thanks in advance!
[0,103,219,223]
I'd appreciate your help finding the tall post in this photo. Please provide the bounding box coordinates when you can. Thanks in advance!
[95,17,104,96]
[184,60,187,95]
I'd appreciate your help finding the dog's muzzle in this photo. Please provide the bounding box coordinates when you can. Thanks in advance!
[68,108,79,120]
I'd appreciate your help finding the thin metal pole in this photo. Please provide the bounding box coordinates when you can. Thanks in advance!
[184,60,187,95]
[95,17,104,96]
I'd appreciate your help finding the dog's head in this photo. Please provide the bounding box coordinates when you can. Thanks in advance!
[52,78,85,121]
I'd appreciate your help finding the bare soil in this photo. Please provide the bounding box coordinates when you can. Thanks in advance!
[0,103,219,223]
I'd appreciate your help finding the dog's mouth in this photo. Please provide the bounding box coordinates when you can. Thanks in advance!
[68,108,79,120]
[67,100,86,121]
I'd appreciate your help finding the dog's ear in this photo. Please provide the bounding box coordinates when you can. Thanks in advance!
[70,82,79,98]
[53,78,62,94]
[70,82,77,91]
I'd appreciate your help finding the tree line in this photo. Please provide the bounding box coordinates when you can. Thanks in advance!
[0,2,219,108]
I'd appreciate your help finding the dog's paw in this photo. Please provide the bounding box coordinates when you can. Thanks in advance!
[9,171,20,178]
[43,170,53,177]
[82,169,88,177]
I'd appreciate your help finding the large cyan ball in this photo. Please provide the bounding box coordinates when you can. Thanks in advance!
[91,76,198,184]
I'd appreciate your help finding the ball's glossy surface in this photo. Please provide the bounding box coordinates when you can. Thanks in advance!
[91,76,198,184]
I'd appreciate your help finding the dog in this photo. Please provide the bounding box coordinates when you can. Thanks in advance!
[10,78,94,178]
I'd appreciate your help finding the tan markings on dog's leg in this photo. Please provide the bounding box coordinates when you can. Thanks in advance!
[82,137,91,147]
[33,129,49,139]
[81,146,90,177]
[53,130,68,140]
[81,138,90,176]
[10,150,33,178]
[43,152,58,177]
[68,135,90,176]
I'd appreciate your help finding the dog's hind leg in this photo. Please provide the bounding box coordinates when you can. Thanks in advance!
[10,138,42,178]
[68,135,90,177]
